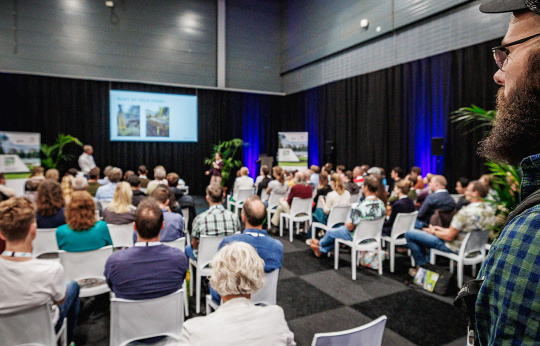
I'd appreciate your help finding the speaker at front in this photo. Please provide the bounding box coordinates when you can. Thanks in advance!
[431,137,444,156]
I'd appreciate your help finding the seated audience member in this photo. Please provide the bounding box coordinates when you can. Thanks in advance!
[370,173,388,205]
[95,167,122,202]
[60,175,74,203]
[147,166,168,195]
[271,172,312,229]
[415,175,456,229]
[28,166,46,183]
[479,174,499,202]
[310,165,320,186]
[232,166,254,201]
[56,191,113,252]
[86,167,101,197]
[185,184,241,260]
[0,197,80,343]
[98,165,113,185]
[123,170,135,181]
[0,173,16,198]
[178,241,295,346]
[72,177,88,192]
[406,181,495,273]
[255,165,272,198]
[455,177,470,210]
[127,175,146,207]
[410,166,424,191]
[313,173,351,226]
[312,171,331,211]
[303,168,314,187]
[45,168,60,182]
[24,178,40,203]
[336,165,346,181]
[167,173,195,229]
[323,162,334,174]
[105,199,188,300]
[352,166,365,185]
[309,176,385,257]
[389,166,405,193]
[67,168,79,177]
[137,165,150,188]
[167,172,186,201]
[36,180,66,228]
[148,186,184,241]
[343,170,360,195]
[266,166,289,201]
[103,182,135,225]
[382,180,416,236]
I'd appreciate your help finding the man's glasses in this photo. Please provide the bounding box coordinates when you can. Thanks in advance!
[492,32,540,71]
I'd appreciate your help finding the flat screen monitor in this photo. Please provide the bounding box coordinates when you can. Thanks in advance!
[109,90,197,142]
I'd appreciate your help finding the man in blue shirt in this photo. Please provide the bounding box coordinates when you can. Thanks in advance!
[150,186,184,241]
[95,167,122,202]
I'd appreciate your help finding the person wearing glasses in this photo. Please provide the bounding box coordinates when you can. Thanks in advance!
[474,1,540,344]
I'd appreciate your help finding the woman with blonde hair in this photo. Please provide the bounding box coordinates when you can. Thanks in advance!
[312,173,351,227]
[61,174,74,202]
[56,191,112,252]
[102,182,135,224]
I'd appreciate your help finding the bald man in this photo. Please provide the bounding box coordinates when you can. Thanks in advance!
[415,175,456,229]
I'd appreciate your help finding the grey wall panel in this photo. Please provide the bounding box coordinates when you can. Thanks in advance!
[394,0,469,28]
[226,0,282,92]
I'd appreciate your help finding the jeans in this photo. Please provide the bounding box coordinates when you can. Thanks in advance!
[405,229,453,267]
[319,225,352,254]
[415,219,428,229]
[55,280,80,343]
[185,244,197,260]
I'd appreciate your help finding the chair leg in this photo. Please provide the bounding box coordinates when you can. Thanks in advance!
[457,261,463,288]
[196,273,201,313]
[472,263,477,277]
[409,249,415,267]
[205,296,211,315]
[390,243,395,273]
[430,252,436,265]
[352,247,357,280]
[183,285,189,317]
[378,247,383,276]
[189,263,194,297]
[449,260,455,273]
[279,216,284,237]
[334,241,340,270]
[289,220,294,242]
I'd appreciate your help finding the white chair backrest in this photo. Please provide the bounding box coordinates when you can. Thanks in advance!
[390,211,419,239]
[197,236,226,269]
[460,230,491,257]
[33,228,59,257]
[268,192,286,208]
[316,196,325,210]
[107,223,135,248]
[311,315,387,346]
[260,189,269,202]
[59,245,113,281]
[350,193,361,204]
[110,289,184,346]
[251,269,279,306]
[181,208,189,232]
[327,205,352,229]
[0,304,56,346]
[101,202,110,210]
[163,237,186,251]
[237,188,253,203]
[290,197,312,217]
[352,218,385,244]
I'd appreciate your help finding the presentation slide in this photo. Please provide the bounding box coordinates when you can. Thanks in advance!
[110,90,197,142]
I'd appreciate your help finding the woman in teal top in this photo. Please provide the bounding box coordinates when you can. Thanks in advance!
[56,191,112,252]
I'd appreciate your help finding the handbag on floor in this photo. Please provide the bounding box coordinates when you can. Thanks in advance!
[413,263,453,295]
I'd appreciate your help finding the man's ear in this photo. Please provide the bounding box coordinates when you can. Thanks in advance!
[205,195,210,204]
[165,199,170,206]
[28,222,37,241]
[161,220,165,230]
[133,222,137,231]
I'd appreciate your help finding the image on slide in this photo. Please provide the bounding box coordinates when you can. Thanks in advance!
[117,105,141,137]
[146,107,170,137]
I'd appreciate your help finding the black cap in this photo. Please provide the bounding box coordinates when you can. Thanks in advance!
[480,0,540,14]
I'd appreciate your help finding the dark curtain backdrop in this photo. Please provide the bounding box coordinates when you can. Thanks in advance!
[0,38,500,194]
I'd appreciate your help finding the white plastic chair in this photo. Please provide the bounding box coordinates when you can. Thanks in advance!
[181,207,189,232]
[189,235,226,313]
[59,245,113,298]
[349,193,361,204]
[107,223,135,249]
[266,191,287,230]
[110,288,184,346]
[260,189,269,202]
[381,211,418,273]
[228,188,253,216]
[335,218,385,280]
[316,195,325,209]
[311,315,387,346]
[312,204,351,240]
[0,304,67,346]
[33,228,60,258]
[430,230,491,288]
[162,237,186,251]
[280,197,312,242]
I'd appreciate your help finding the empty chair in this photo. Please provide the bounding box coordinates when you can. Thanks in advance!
[311,315,387,346]
[110,288,184,346]
[107,223,135,249]
[381,211,418,273]
[59,245,113,297]
[189,235,226,313]
[0,304,67,346]
[32,228,60,258]
[280,197,312,242]
[228,188,253,216]
[430,230,491,288]
[335,218,385,280]
[312,204,351,240]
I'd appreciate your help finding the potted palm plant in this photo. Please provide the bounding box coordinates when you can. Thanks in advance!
[40,134,83,171]
[204,138,248,190]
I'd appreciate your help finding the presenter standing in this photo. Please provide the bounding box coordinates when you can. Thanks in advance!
[78,145,96,176]
[206,152,223,186]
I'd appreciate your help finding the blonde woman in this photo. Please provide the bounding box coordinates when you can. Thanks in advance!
[102,182,135,224]
[312,173,350,226]
[61,174,74,203]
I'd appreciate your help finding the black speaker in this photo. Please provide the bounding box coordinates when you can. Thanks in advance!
[431,137,444,156]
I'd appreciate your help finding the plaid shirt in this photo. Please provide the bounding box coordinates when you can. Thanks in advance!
[476,153,540,344]
[191,204,241,240]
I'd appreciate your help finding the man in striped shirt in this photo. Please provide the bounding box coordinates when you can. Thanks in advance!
[185,184,241,260]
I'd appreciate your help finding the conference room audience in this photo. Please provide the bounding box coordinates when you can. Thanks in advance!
[137,165,150,188]
[178,241,295,346]
[255,165,272,197]
[95,167,122,202]
[312,171,331,211]
[0,173,16,198]
[127,175,146,207]
[271,172,312,229]
[0,197,80,343]
[147,166,168,194]
[24,178,40,203]
[410,166,424,191]
[72,177,88,192]
[352,166,365,185]
[382,180,416,236]
[28,166,46,181]
[45,168,60,182]
[147,186,184,241]
[97,165,113,185]
[415,175,456,229]
[309,165,320,186]
[343,170,360,195]
[86,167,101,197]
[455,177,470,210]
[479,174,499,202]
[102,182,135,225]
[312,173,350,226]
[60,175,74,202]
[35,180,66,229]
[266,166,289,200]
[232,166,254,201]
[56,191,113,252]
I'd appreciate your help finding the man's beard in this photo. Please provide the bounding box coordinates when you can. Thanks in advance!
[479,48,540,165]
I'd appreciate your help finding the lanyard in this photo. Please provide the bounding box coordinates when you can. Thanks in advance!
[245,231,266,238]
[2,251,33,258]
[134,242,161,247]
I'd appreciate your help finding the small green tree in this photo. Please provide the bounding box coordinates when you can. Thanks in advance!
[204,139,248,187]
[41,134,83,171]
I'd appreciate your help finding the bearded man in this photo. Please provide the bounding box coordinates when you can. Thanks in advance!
[475,1,540,343]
